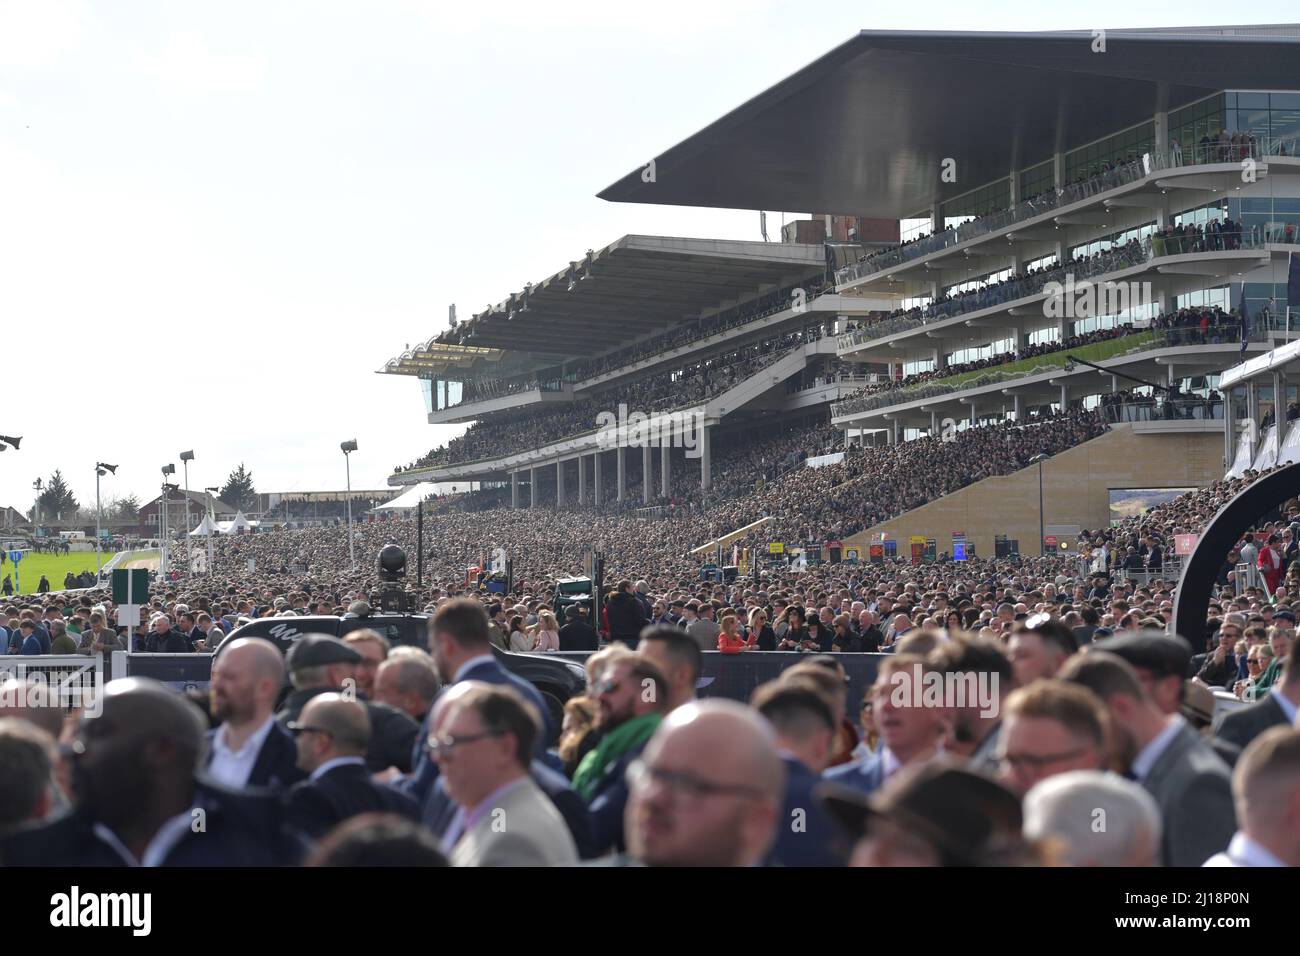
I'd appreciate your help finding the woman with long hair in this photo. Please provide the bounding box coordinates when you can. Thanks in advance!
[508,614,531,652]
[531,609,560,652]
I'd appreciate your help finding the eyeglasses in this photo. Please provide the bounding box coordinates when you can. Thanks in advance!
[998,748,1086,771]
[425,730,502,756]
[1246,658,1263,667]
[286,723,333,738]
[595,677,622,696]
[626,759,765,801]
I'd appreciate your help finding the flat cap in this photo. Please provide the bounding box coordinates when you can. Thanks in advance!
[286,633,361,670]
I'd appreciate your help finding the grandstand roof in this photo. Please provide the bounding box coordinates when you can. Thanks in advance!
[598,26,1300,219]
[387,235,823,364]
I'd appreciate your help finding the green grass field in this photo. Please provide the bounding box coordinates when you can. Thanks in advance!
[0,551,123,595]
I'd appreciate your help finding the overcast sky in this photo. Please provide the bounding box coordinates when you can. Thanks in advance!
[1,1,1292,515]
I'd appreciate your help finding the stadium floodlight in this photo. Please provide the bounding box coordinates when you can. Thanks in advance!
[1029,453,1049,557]
[162,463,175,476]
[94,463,119,578]
[341,440,358,570]
[0,435,20,451]
[179,451,196,566]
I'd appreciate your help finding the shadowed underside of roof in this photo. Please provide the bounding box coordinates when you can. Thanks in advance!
[597,27,1300,218]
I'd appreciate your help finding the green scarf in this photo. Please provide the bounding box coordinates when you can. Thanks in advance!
[571,712,662,801]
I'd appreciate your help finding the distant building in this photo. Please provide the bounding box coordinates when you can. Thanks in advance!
[138,490,236,537]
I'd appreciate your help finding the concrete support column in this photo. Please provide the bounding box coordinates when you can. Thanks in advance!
[529,467,537,508]
[510,471,518,509]
[700,425,712,491]
[1013,393,1024,421]
[556,460,565,507]
[1225,394,1236,465]
[1111,375,1119,394]
[593,453,603,506]
[578,454,587,504]
[1247,381,1259,431]
[970,403,978,428]
[1060,383,1069,412]
[1009,168,1020,206]
[929,203,941,235]
[616,446,626,502]
[1168,363,1177,386]
[1154,109,1169,156]
[1053,150,1065,189]
[660,443,671,498]
[642,444,652,504]
[1273,373,1285,428]
[930,410,939,435]
[933,347,948,370]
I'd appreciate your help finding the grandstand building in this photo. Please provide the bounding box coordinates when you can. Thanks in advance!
[387,26,1300,557]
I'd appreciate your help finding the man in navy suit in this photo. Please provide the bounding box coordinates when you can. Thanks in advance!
[399,599,552,805]
[206,637,304,791]
[753,681,847,866]
[823,655,945,795]
[285,694,419,840]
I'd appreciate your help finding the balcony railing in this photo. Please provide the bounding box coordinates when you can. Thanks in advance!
[834,136,1292,288]
[831,325,1270,418]
[1099,398,1225,424]
[836,242,1149,352]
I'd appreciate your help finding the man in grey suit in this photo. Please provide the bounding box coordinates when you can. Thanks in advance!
[1062,650,1235,867]
[434,683,577,867]
[1215,652,1299,752]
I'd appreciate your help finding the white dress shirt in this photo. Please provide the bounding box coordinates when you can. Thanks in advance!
[94,811,195,867]
[1131,715,1185,782]
[207,714,277,789]
[1203,831,1288,867]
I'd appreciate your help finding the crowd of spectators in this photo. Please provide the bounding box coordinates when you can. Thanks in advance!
[398,325,828,472]
[6,420,1300,869]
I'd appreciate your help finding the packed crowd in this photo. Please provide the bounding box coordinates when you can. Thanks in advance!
[2,454,1297,867]
[6,398,1295,870]
[840,239,1148,347]
[1151,216,1247,256]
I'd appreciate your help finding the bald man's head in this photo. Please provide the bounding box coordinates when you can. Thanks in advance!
[625,699,784,867]
[70,678,207,831]
[211,638,285,726]
[293,693,371,773]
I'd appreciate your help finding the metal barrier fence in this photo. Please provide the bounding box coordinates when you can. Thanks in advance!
[0,654,108,714]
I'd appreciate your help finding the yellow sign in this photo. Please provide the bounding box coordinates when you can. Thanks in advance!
[768,542,785,554]
[909,536,926,546]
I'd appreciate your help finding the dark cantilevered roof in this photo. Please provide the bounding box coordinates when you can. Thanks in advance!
[415,234,823,359]
[598,26,1300,219]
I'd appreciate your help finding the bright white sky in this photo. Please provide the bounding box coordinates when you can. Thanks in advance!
[1,1,1293,513]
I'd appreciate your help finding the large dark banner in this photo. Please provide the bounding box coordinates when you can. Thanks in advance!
[124,651,888,716]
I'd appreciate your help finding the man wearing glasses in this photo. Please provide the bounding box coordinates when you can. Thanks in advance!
[433,684,577,867]
[995,681,1108,796]
[286,694,418,840]
[1217,641,1300,752]
[623,699,784,867]
[1196,620,1242,689]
